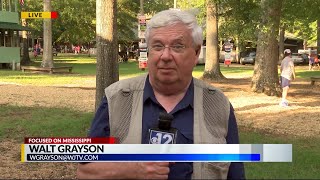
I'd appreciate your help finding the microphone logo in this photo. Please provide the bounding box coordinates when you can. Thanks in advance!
[148,112,177,144]
[149,130,175,144]
[150,137,159,144]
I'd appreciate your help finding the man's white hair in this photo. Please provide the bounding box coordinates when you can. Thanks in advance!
[145,9,203,47]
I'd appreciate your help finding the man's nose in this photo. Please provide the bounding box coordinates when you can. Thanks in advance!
[160,47,173,61]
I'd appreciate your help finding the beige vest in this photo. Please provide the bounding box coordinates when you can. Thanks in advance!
[105,74,231,179]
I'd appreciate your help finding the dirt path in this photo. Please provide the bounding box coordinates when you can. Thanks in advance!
[0,77,319,179]
[211,78,320,138]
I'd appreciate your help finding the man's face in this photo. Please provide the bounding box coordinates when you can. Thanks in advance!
[147,23,200,86]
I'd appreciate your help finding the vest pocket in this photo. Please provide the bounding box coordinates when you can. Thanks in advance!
[204,162,230,179]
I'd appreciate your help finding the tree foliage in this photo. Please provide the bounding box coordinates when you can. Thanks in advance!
[21,0,95,45]
[53,0,95,45]
[23,0,141,45]
[143,0,173,14]
[282,0,320,46]
[20,0,320,47]
[218,0,260,48]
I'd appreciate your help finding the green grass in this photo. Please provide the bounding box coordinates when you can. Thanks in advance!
[240,130,320,179]
[35,55,97,75]
[0,54,255,85]
[296,69,320,78]
[0,105,93,140]
[0,104,318,179]
[193,64,254,77]
[1,54,318,86]
[0,71,88,86]
[0,54,319,179]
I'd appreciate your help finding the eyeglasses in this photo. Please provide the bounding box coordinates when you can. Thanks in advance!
[149,44,187,54]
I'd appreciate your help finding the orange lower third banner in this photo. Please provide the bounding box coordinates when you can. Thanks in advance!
[21,12,58,19]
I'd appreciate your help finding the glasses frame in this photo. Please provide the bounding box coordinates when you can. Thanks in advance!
[148,44,189,54]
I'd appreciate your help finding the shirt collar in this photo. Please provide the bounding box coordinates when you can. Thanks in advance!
[143,75,158,104]
[143,75,194,110]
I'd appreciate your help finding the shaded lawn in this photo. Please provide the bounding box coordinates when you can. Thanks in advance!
[0,104,319,179]
[0,105,92,140]
[241,129,320,179]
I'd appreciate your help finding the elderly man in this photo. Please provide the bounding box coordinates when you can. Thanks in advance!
[77,9,245,179]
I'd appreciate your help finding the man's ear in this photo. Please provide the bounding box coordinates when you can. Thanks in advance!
[194,45,201,66]
[195,45,201,56]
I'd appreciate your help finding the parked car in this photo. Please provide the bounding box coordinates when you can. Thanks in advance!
[240,52,256,65]
[291,53,304,65]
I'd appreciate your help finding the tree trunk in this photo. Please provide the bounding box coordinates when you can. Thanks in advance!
[235,36,240,64]
[95,0,118,110]
[41,0,53,68]
[203,0,225,81]
[88,42,91,57]
[303,40,307,50]
[279,23,285,64]
[251,0,283,96]
[20,18,31,65]
[317,19,320,54]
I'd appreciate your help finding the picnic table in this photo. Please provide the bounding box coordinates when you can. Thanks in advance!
[21,66,73,74]
[310,76,320,85]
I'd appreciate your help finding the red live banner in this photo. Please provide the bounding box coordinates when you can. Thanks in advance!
[24,137,117,144]
[51,11,58,19]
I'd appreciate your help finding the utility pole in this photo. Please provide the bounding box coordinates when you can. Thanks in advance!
[174,0,177,8]
[140,0,144,15]
[138,0,147,70]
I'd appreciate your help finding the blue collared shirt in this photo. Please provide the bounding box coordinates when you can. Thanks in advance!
[89,76,245,179]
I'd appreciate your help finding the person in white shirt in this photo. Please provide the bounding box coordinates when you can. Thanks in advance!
[279,49,296,107]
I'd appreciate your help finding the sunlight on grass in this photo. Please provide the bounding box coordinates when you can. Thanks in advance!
[0,54,317,86]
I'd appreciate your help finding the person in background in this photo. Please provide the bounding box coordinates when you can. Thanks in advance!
[308,53,315,71]
[313,54,319,69]
[37,44,41,56]
[74,45,77,54]
[77,9,245,179]
[77,45,81,54]
[33,44,38,59]
[279,49,296,107]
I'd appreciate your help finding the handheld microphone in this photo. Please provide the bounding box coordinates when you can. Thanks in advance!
[148,112,178,144]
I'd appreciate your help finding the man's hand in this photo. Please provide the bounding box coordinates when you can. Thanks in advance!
[77,162,170,179]
[136,162,170,179]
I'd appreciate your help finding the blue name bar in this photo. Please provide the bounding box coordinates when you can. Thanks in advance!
[26,154,260,162]
[98,154,261,162]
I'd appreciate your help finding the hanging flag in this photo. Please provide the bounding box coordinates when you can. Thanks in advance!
[19,0,24,6]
